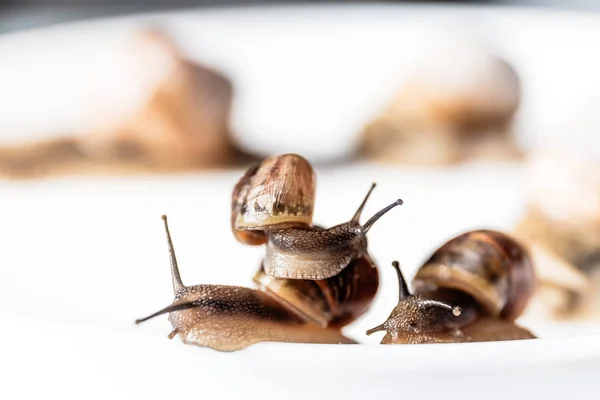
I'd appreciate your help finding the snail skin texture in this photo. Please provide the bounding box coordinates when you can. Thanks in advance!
[135,216,354,352]
[367,230,537,344]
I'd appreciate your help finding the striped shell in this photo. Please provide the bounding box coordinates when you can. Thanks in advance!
[231,154,316,245]
[412,230,536,320]
[252,254,379,328]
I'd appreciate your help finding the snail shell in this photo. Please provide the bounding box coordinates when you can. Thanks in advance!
[232,153,316,245]
[253,254,380,328]
[412,229,536,320]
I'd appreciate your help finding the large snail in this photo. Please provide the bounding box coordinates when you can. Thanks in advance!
[135,216,355,352]
[367,230,537,344]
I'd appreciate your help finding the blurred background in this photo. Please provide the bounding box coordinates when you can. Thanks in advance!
[1,0,600,34]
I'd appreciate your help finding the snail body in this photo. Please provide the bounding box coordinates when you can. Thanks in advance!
[367,230,537,344]
[135,216,355,352]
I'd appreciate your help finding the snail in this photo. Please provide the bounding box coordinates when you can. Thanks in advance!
[514,149,600,319]
[231,153,403,280]
[135,216,356,352]
[366,230,537,344]
[0,27,244,179]
[358,38,522,165]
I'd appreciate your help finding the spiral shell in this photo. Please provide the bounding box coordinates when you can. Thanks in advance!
[231,154,316,245]
[412,230,536,320]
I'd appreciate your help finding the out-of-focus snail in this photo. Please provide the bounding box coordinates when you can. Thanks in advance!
[135,216,356,352]
[0,27,243,179]
[367,230,537,344]
[232,153,403,280]
[358,40,522,165]
[515,149,600,319]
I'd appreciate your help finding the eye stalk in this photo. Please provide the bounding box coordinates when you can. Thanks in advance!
[391,261,411,300]
[262,183,403,280]
[366,261,475,342]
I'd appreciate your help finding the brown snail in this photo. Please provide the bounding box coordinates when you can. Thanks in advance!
[135,216,356,352]
[367,230,537,344]
[137,154,402,350]
[514,149,600,319]
[358,40,522,166]
[0,28,240,179]
[232,153,403,280]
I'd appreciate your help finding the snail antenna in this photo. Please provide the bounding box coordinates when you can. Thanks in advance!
[362,199,403,233]
[392,261,411,301]
[366,324,387,336]
[135,300,197,325]
[352,183,377,223]
[162,215,185,293]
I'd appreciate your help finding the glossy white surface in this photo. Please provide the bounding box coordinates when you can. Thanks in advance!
[0,4,600,400]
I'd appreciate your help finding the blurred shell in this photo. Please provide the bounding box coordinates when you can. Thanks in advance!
[0,27,238,178]
[359,40,522,165]
[521,244,593,320]
[81,27,236,169]
[515,162,600,320]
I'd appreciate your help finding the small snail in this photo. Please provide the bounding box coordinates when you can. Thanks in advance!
[135,216,355,352]
[232,153,403,279]
[367,230,537,344]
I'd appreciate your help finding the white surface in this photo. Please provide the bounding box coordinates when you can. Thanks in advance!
[1,164,600,399]
[0,4,600,400]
